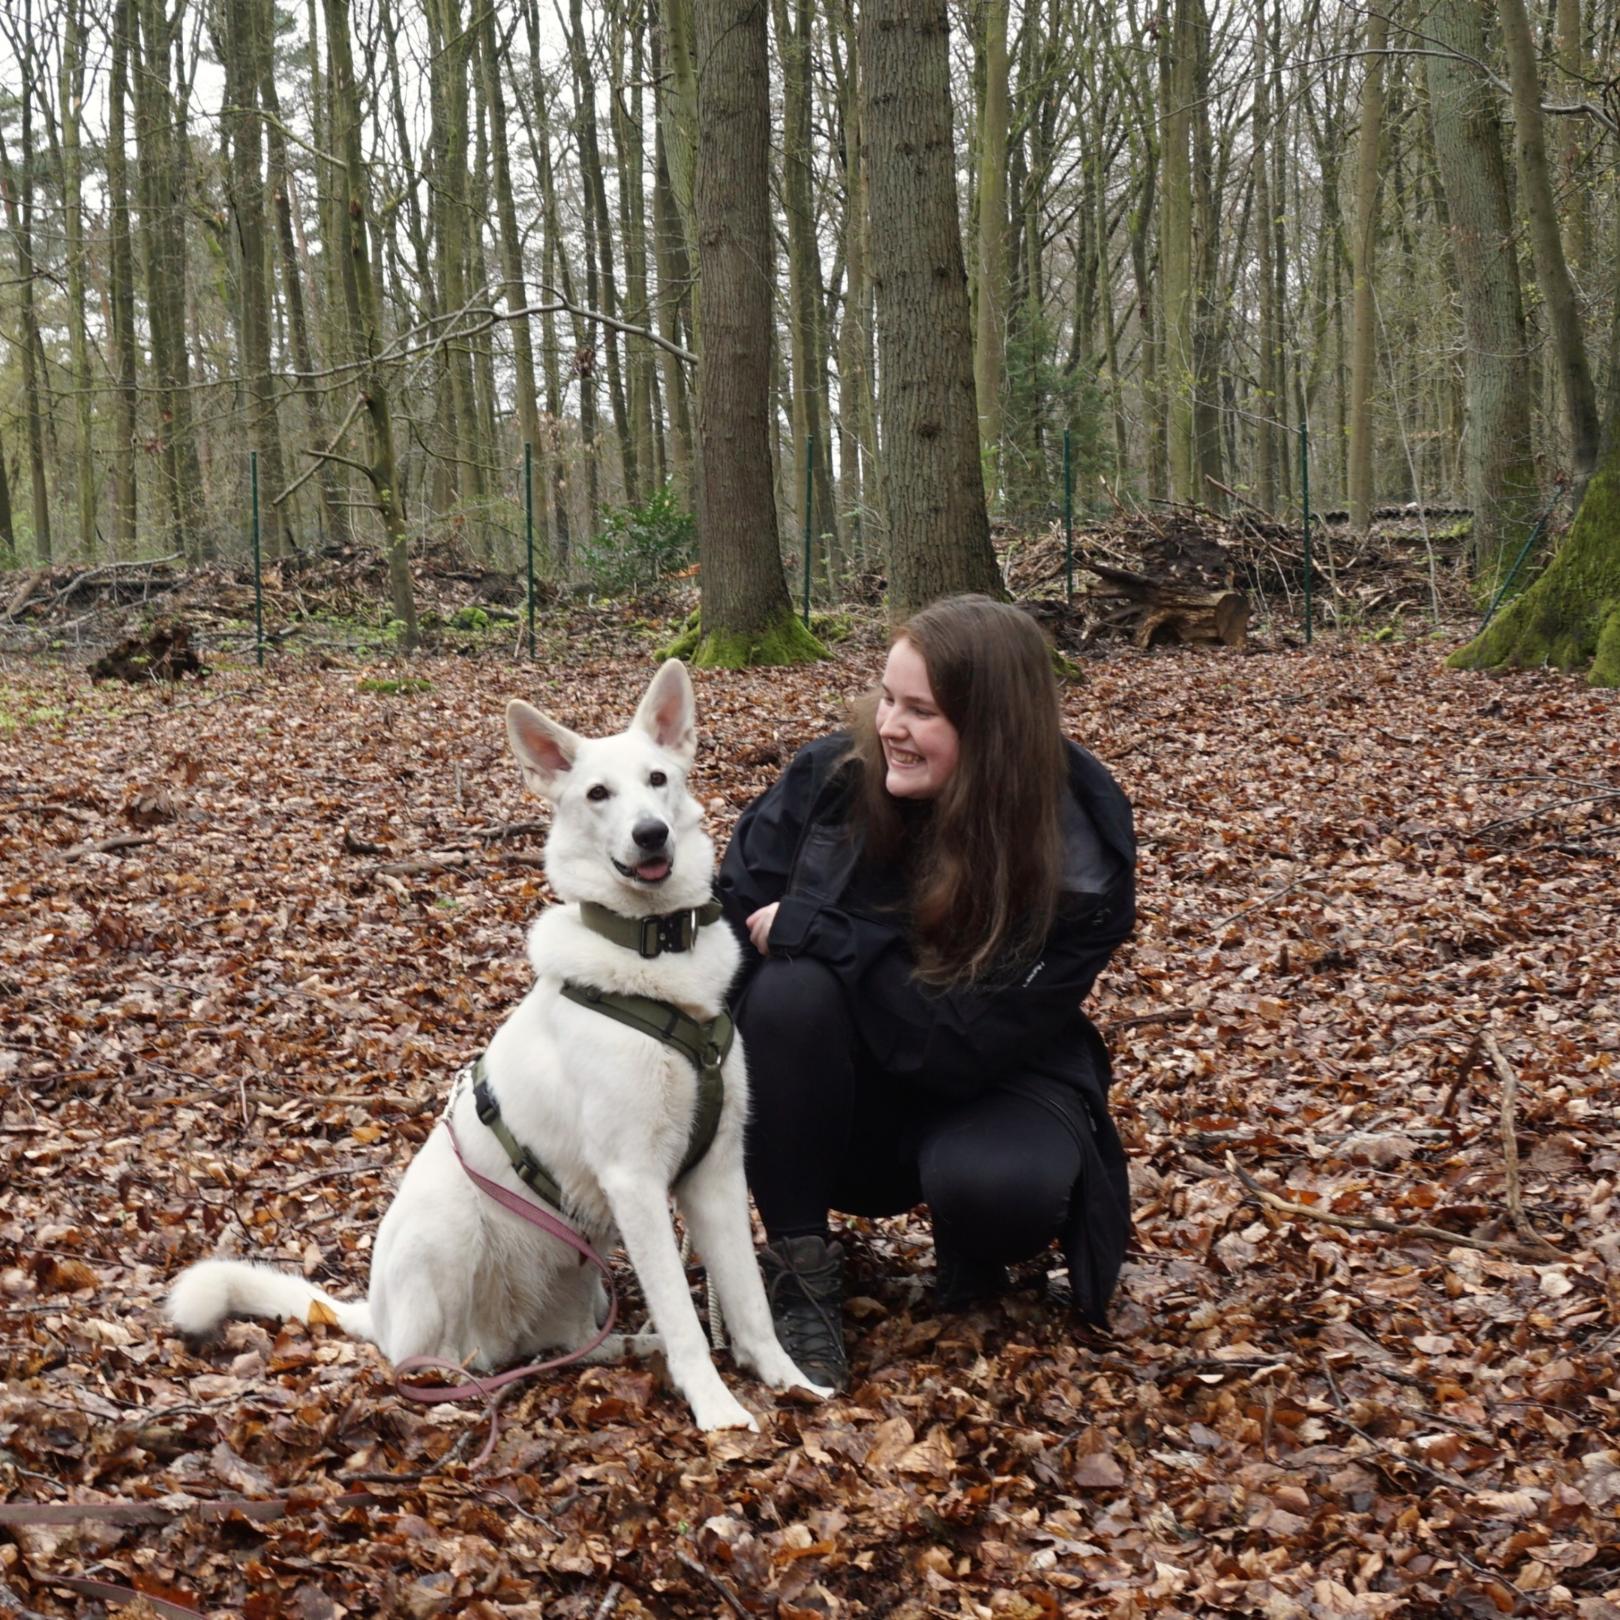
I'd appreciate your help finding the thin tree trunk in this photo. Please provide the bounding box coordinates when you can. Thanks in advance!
[973,0,1010,504]
[107,0,140,559]
[651,29,694,506]
[570,0,636,504]
[0,31,52,564]
[1160,0,1197,503]
[1346,6,1388,533]
[59,0,96,559]
[260,43,348,548]
[323,0,419,647]
[773,0,838,569]
[224,0,286,560]
[135,0,207,560]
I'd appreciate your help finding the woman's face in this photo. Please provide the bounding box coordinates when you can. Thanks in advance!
[875,637,960,800]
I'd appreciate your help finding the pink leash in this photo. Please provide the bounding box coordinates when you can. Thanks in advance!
[391,1116,620,1470]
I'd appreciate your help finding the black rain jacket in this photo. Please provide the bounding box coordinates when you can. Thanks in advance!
[717,733,1137,1324]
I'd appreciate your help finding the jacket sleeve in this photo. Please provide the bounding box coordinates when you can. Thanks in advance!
[716,742,830,975]
[766,878,1134,1099]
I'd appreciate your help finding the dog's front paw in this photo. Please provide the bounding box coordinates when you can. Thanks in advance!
[691,1391,758,1433]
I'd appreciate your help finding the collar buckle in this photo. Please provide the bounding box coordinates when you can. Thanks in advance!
[637,909,695,958]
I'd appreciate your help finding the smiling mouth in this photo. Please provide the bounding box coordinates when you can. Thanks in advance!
[886,750,924,768]
[613,855,673,884]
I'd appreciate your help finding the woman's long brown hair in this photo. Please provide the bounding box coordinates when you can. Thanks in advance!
[845,595,1067,987]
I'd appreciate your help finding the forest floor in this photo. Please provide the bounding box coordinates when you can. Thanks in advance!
[1,622,1617,1619]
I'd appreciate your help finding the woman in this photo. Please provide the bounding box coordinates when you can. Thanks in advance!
[717,594,1136,1390]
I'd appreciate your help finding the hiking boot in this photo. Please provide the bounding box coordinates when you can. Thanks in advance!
[934,1248,1009,1311]
[759,1234,849,1393]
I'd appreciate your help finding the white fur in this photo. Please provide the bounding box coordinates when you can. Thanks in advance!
[167,660,827,1432]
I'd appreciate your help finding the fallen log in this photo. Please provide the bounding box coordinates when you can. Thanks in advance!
[1085,563,1250,649]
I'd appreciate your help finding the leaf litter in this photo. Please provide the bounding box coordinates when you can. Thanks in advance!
[1,630,1617,1618]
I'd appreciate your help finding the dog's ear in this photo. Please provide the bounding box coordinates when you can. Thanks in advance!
[506,700,582,799]
[631,659,696,766]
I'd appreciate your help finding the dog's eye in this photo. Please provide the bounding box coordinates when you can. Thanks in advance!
[649,771,667,787]
[586,784,611,802]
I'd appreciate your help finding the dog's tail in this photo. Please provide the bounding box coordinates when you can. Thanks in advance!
[167,1259,374,1344]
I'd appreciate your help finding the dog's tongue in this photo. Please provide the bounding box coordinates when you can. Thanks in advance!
[636,856,672,882]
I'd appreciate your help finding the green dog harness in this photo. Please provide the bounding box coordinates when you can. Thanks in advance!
[472,985,734,1212]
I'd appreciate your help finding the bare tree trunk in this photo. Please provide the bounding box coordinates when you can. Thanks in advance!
[1251,0,1277,512]
[773,0,838,570]
[59,0,96,559]
[651,26,694,506]
[973,0,1010,505]
[612,8,658,502]
[860,0,1000,617]
[689,0,817,662]
[1160,0,1197,503]
[0,21,52,564]
[259,45,347,548]
[1499,0,1600,499]
[323,0,419,647]
[1426,0,1538,575]
[135,0,208,560]
[570,0,636,505]
[1346,5,1388,533]
[106,0,140,559]
[481,8,545,556]
[223,0,286,560]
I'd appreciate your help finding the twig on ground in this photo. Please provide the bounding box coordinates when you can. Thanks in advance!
[1209,868,1310,934]
[675,1552,750,1619]
[1104,1007,1197,1033]
[1483,1033,1562,1256]
[375,851,475,877]
[1473,790,1620,837]
[1223,1152,1554,1261]
[593,1582,624,1620]
[62,833,157,861]
[1437,1032,1483,1120]
[1319,1358,1469,1491]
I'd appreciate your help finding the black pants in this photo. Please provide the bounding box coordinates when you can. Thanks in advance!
[736,957,1085,1266]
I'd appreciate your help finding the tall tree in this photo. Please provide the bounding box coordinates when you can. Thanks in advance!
[973,0,1010,504]
[58,0,97,559]
[222,0,286,559]
[860,0,1001,616]
[1424,0,1537,575]
[686,0,819,663]
[1498,0,1600,499]
[322,0,419,647]
[106,0,140,558]
[1159,0,1198,504]
[481,9,545,545]
[0,8,52,564]
[773,0,837,564]
[134,0,207,560]
[1346,6,1389,533]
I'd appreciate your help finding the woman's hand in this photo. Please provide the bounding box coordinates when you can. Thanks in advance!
[745,902,780,956]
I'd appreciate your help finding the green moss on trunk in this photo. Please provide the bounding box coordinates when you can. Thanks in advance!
[659,610,827,667]
[1450,448,1620,687]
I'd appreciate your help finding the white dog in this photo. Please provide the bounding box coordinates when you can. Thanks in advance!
[168,660,825,1431]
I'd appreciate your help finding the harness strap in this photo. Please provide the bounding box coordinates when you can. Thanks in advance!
[560,982,732,1183]
[473,1057,567,1211]
[578,897,725,959]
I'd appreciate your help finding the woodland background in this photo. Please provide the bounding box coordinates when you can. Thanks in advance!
[0,0,1617,670]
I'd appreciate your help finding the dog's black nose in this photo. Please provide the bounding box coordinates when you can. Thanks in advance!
[631,817,669,851]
